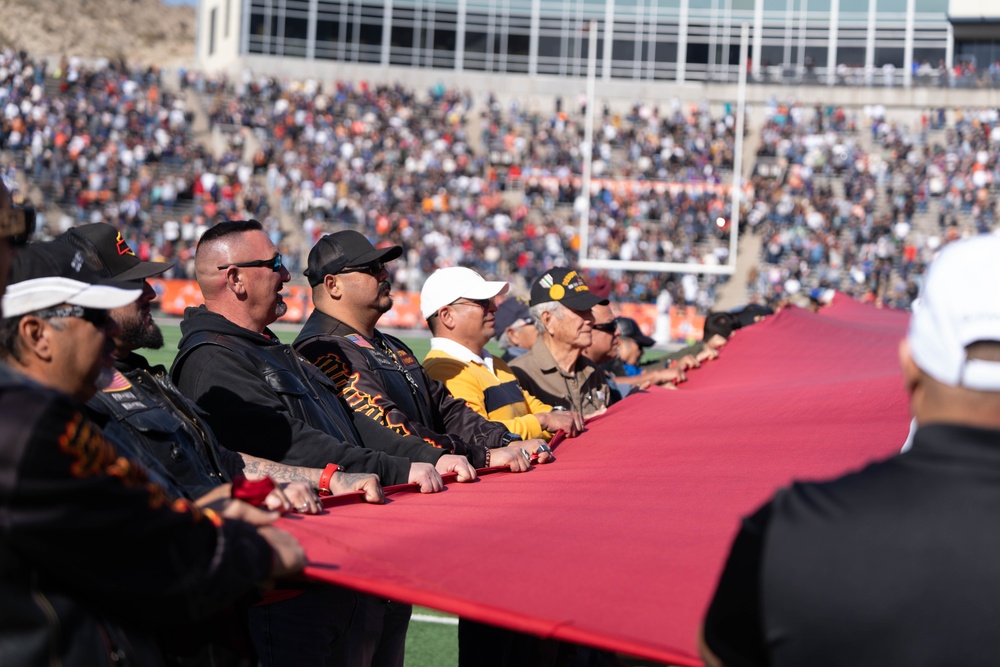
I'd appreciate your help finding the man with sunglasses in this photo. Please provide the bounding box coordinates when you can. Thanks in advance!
[294,230,544,473]
[0,231,306,665]
[172,220,454,667]
[421,266,584,442]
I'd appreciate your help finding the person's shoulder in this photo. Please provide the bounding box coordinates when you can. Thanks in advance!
[508,345,538,369]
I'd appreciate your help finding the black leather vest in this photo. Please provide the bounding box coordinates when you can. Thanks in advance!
[171,330,362,448]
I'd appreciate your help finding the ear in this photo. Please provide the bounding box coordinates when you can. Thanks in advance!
[436,306,457,332]
[323,274,341,299]
[222,266,246,296]
[538,308,556,335]
[898,339,921,396]
[18,316,55,362]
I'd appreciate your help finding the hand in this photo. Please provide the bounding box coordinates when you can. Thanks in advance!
[697,346,720,363]
[535,409,584,437]
[674,354,700,371]
[258,526,307,578]
[490,445,532,472]
[215,499,281,525]
[661,367,686,384]
[272,482,323,514]
[329,472,385,504]
[705,334,729,350]
[636,380,653,391]
[520,438,555,464]
[583,406,607,421]
[436,454,477,483]
[408,461,444,493]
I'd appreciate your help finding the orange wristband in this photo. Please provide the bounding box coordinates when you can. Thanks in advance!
[318,463,340,496]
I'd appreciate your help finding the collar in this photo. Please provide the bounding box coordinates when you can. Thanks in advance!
[528,339,579,378]
[910,423,1000,463]
[430,337,495,374]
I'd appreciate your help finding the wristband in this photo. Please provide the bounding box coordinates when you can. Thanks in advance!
[483,446,491,468]
[318,463,340,496]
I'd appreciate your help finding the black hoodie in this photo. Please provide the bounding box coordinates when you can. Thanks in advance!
[171,305,426,485]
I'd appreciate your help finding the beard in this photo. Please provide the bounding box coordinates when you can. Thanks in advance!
[376,280,393,315]
[118,311,165,351]
[276,299,288,318]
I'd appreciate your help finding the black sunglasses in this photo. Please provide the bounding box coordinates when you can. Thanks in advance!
[216,254,283,272]
[0,206,36,246]
[340,260,386,276]
[451,298,491,311]
[34,304,111,328]
[592,321,619,334]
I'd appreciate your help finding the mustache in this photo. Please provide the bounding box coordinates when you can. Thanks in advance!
[378,280,392,292]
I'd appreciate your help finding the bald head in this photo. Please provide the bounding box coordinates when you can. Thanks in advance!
[194,220,290,332]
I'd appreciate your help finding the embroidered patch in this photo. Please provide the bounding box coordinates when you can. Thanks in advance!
[345,333,374,349]
[103,370,133,393]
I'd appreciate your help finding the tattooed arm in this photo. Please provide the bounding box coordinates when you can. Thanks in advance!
[238,453,385,503]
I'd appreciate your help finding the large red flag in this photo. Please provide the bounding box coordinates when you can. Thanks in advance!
[278,296,911,665]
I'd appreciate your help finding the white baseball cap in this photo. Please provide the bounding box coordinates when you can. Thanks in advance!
[3,242,142,319]
[908,233,1000,391]
[419,267,509,320]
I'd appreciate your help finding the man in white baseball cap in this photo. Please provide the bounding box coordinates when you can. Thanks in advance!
[422,266,584,442]
[700,233,1000,667]
[1,241,142,401]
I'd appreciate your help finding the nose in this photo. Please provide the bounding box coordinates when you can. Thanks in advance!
[140,280,156,303]
[279,263,291,283]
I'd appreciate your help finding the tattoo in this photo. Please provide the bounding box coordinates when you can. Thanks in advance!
[240,453,321,487]
[332,471,374,491]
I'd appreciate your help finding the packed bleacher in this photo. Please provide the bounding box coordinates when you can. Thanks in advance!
[2,47,998,321]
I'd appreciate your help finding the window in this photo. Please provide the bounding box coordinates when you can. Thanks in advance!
[209,7,217,55]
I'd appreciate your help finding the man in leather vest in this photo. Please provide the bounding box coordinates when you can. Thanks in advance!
[294,230,550,471]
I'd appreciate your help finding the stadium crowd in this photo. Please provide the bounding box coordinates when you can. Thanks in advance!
[1,48,997,317]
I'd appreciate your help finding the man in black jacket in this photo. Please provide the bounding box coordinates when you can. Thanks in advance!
[172,220,472,667]
[700,234,1000,666]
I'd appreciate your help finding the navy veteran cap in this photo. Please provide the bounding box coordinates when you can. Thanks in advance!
[529,267,609,311]
[304,230,402,287]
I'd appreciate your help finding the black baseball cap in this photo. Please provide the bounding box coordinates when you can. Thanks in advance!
[615,317,655,348]
[529,268,609,311]
[62,223,173,282]
[304,230,403,287]
[493,297,533,340]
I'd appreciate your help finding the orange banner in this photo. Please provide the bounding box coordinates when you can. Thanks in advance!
[149,279,704,341]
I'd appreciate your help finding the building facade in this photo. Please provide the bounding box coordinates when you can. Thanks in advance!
[196,0,996,88]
